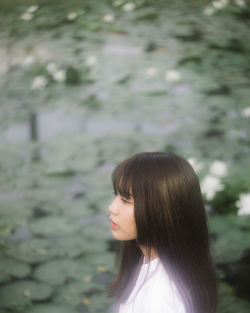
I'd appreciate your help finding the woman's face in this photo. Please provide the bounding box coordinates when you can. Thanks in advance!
[108,193,137,241]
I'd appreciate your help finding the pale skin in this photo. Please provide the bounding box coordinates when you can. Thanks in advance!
[108,192,158,264]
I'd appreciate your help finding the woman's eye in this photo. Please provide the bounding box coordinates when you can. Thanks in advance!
[121,198,129,203]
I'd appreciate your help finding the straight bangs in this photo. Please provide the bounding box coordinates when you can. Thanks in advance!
[111,160,134,200]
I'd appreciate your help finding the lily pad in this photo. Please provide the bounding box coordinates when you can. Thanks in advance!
[65,66,82,85]
[53,281,105,306]
[33,259,94,286]
[209,214,250,235]
[25,303,79,313]
[209,214,250,263]
[94,131,165,164]
[59,200,93,218]
[117,74,132,84]
[0,280,53,310]
[81,251,116,272]
[0,199,32,237]
[84,191,113,214]
[136,8,159,21]
[0,256,31,283]
[0,214,27,237]
[80,221,114,243]
[218,282,250,313]
[146,90,167,97]
[5,234,100,263]
[53,234,89,258]
[43,134,99,174]
[5,238,56,263]
[29,216,80,236]
[83,94,101,110]
[87,290,114,313]
[211,229,250,263]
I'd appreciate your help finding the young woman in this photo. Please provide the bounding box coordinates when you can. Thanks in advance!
[107,152,218,313]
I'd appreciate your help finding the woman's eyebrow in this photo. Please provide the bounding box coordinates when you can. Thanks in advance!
[120,194,133,200]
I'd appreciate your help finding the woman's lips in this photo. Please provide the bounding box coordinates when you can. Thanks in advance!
[109,217,119,229]
[110,223,119,229]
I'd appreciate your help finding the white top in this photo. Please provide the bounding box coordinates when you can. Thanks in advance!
[118,256,186,313]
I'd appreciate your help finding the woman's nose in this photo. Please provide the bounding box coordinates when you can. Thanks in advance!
[108,199,118,215]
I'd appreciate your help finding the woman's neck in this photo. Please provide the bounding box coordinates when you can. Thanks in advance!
[139,246,158,264]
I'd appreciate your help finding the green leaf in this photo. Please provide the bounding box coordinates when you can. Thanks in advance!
[29,216,81,236]
[117,74,132,84]
[218,282,250,313]
[25,303,79,313]
[0,280,53,310]
[0,256,31,283]
[5,238,56,264]
[33,259,94,286]
[209,214,250,263]
[65,66,82,85]
[53,281,105,306]
[145,90,167,97]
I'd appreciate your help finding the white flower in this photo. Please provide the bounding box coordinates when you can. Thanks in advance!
[31,76,48,89]
[21,12,33,21]
[188,158,203,173]
[145,67,157,79]
[165,70,181,82]
[212,0,228,9]
[209,160,227,177]
[46,62,57,74]
[46,62,58,74]
[237,193,250,216]
[27,5,38,13]
[52,69,66,82]
[103,14,115,22]
[67,12,77,20]
[123,2,135,12]
[113,0,124,6]
[235,0,246,7]
[201,175,224,200]
[85,56,97,66]
[23,55,35,66]
[204,6,216,15]
[242,107,250,118]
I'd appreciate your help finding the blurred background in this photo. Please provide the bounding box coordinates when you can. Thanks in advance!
[0,0,250,312]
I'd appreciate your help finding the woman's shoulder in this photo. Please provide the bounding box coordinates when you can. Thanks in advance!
[143,262,186,313]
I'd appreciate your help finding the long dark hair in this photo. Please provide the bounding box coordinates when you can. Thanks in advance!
[107,152,218,313]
